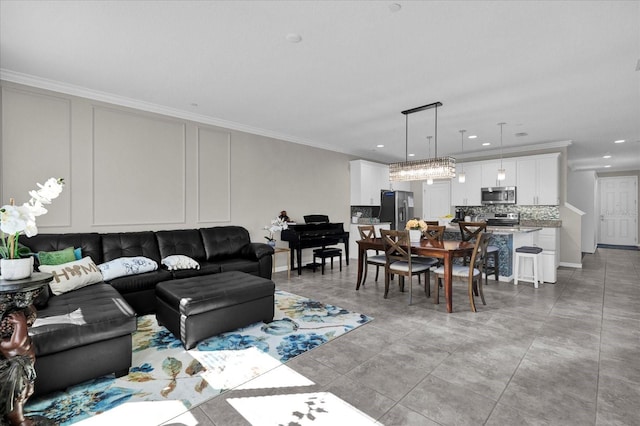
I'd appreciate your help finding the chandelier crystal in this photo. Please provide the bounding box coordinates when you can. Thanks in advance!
[389,101,456,182]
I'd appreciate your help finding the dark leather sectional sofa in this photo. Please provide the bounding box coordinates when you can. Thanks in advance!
[20,226,274,396]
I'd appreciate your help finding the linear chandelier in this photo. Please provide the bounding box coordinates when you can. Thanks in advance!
[389,102,456,182]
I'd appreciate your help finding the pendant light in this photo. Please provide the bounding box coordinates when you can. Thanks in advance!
[426,136,433,185]
[497,122,506,181]
[458,129,466,183]
[389,102,456,182]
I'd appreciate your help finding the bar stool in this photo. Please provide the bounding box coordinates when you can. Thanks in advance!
[313,247,342,275]
[514,246,544,288]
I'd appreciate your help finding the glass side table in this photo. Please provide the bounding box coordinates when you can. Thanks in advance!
[272,247,291,280]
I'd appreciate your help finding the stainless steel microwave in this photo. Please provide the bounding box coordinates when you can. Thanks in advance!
[481,186,516,205]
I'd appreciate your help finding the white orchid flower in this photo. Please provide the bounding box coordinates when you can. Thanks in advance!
[0,205,31,235]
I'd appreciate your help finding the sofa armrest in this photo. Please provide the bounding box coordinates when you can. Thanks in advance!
[241,242,274,260]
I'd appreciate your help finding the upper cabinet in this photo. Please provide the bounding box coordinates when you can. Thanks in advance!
[481,159,517,188]
[350,160,391,205]
[516,153,560,205]
[450,153,560,207]
[451,162,482,206]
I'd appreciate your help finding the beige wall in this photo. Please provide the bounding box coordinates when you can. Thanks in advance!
[0,81,354,269]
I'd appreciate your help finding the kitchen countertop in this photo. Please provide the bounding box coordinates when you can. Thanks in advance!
[445,225,542,234]
[519,219,562,228]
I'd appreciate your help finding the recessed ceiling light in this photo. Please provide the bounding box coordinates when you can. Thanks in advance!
[389,3,402,12]
[603,154,612,159]
[604,165,612,168]
[408,153,415,157]
[376,144,384,148]
[482,142,491,146]
[614,139,626,144]
[190,103,198,107]
[285,33,302,43]
[515,132,528,137]
[468,135,477,139]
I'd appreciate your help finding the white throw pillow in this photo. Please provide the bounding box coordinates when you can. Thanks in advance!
[162,255,200,271]
[39,256,103,295]
[98,256,158,281]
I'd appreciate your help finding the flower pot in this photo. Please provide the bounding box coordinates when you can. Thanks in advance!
[0,257,34,280]
[409,230,422,243]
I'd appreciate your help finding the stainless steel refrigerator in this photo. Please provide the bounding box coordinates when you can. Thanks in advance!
[379,190,414,230]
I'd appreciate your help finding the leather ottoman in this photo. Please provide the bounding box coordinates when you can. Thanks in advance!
[155,271,275,349]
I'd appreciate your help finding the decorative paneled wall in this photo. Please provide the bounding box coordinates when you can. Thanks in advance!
[92,107,187,225]
[197,127,231,222]
[1,87,72,227]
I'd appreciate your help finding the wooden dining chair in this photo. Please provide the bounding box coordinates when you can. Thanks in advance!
[380,229,432,305]
[425,221,439,226]
[357,225,386,287]
[414,225,446,273]
[458,221,500,285]
[433,232,491,312]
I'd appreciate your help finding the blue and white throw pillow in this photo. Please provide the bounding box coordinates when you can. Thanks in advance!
[98,256,158,281]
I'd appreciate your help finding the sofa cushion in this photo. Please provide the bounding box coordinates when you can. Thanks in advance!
[19,233,103,265]
[156,229,206,260]
[31,283,137,357]
[101,231,162,263]
[98,256,158,281]
[106,269,173,295]
[39,257,104,295]
[200,226,251,260]
[218,258,260,275]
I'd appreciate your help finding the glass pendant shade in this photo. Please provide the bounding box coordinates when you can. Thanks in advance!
[497,168,506,181]
[458,171,466,183]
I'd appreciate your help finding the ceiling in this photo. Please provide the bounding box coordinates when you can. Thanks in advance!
[1,0,639,172]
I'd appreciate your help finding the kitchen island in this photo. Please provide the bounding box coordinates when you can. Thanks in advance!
[444,225,543,282]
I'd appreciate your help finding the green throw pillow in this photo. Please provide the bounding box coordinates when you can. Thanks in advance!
[38,247,77,265]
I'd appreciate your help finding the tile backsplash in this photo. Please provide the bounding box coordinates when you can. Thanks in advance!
[458,205,560,221]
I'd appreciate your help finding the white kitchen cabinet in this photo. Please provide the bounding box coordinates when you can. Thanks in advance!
[350,160,390,205]
[516,153,560,205]
[481,159,517,188]
[538,227,559,283]
[451,163,482,206]
[349,222,391,259]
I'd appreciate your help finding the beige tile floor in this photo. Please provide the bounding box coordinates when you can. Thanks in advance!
[166,247,639,425]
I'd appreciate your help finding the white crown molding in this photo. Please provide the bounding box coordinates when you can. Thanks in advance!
[0,69,348,155]
[456,140,572,160]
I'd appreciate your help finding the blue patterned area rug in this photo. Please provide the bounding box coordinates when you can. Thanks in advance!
[25,290,372,425]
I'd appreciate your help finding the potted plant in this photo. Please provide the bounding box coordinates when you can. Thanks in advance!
[264,217,288,247]
[405,218,428,243]
[1,178,65,280]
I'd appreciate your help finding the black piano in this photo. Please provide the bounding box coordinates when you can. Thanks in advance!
[281,215,349,275]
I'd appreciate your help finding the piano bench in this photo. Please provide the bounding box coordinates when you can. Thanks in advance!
[312,248,342,275]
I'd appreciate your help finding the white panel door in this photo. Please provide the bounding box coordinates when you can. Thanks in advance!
[423,181,451,221]
[598,177,638,246]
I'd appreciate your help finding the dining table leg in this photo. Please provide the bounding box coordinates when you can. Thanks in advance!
[355,245,365,290]
[444,252,453,313]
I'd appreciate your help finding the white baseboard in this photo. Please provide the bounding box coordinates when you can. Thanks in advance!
[559,261,582,269]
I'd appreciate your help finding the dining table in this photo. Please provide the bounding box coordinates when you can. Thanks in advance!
[356,237,475,313]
